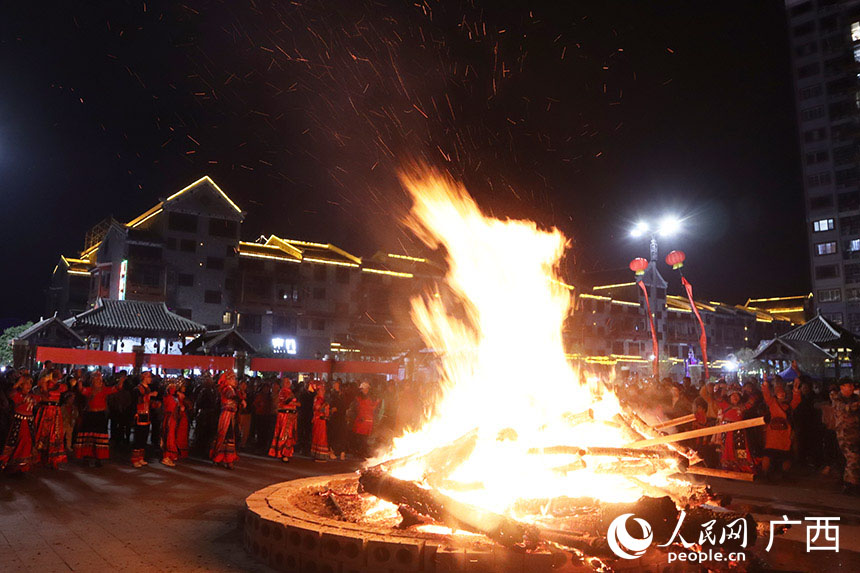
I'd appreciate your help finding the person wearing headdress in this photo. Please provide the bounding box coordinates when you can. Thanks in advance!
[176,380,191,459]
[760,377,802,480]
[131,372,157,468]
[310,381,332,461]
[211,371,242,469]
[0,375,36,473]
[161,381,182,467]
[33,371,69,469]
[268,379,298,462]
[715,382,756,473]
[349,381,379,459]
[74,371,118,466]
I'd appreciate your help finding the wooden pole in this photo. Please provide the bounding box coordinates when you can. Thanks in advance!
[626,417,765,449]
[683,465,755,482]
[652,413,696,430]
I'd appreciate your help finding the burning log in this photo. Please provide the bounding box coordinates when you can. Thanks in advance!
[683,464,755,482]
[563,408,594,425]
[593,461,660,476]
[579,446,684,461]
[652,413,696,430]
[359,467,540,548]
[616,410,702,465]
[626,417,766,449]
[551,459,587,474]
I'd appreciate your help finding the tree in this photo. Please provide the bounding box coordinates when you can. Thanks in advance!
[0,322,33,366]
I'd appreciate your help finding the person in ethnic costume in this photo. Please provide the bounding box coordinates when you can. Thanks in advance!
[74,371,118,466]
[716,384,757,473]
[760,378,802,480]
[349,381,379,459]
[311,382,333,461]
[832,378,860,494]
[161,381,182,467]
[176,380,191,459]
[211,371,242,469]
[268,380,297,462]
[0,375,36,473]
[131,372,157,468]
[33,372,69,469]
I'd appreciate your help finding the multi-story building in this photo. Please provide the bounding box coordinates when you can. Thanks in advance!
[786,0,860,332]
[46,176,441,360]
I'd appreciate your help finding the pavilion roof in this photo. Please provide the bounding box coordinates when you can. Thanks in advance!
[183,327,257,355]
[68,299,205,337]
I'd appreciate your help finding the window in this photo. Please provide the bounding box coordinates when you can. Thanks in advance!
[824,56,848,77]
[208,218,238,238]
[790,1,812,17]
[803,127,827,142]
[826,77,854,96]
[204,290,222,304]
[180,239,196,253]
[798,62,820,79]
[796,41,818,58]
[222,311,233,325]
[313,265,328,281]
[273,314,296,333]
[799,84,822,100]
[166,237,177,250]
[312,319,326,331]
[816,264,840,279]
[278,286,297,301]
[206,256,224,270]
[846,262,860,283]
[814,218,835,232]
[829,100,855,121]
[833,145,856,166]
[842,215,860,235]
[313,287,326,300]
[808,172,832,187]
[824,312,844,325]
[178,273,194,287]
[853,22,860,42]
[806,150,829,165]
[847,287,860,302]
[811,195,833,210]
[800,106,825,121]
[127,264,161,287]
[839,191,860,211]
[819,288,842,302]
[836,168,859,188]
[849,239,860,252]
[167,212,198,233]
[238,313,262,333]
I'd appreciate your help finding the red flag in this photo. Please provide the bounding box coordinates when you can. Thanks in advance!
[682,276,709,380]
[637,281,660,380]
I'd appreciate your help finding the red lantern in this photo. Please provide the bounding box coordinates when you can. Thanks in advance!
[665,250,686,270]
[629,257,648,276]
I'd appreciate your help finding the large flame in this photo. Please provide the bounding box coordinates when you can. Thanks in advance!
[377,168,678,516]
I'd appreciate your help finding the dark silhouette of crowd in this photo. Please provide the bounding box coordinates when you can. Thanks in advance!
[615,365,860,494]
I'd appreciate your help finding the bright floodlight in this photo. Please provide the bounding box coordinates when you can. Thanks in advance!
[658,216,681,237]
[630,221,649,238]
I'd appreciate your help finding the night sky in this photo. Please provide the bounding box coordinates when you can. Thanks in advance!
[0,1,806,323]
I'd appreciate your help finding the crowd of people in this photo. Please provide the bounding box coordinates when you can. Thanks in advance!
[617,366,860,494]
[0,361,433,475]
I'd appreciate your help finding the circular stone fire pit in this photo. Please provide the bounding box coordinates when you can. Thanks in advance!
[244,473,701,572]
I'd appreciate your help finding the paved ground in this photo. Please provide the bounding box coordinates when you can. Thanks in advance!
[3,453,860,572]
[0,452,360,572]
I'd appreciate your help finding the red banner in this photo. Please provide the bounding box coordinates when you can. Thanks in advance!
[637,280,660,380]
[35,347,136,367]
[146,354,234,371]
[682,276,709,380]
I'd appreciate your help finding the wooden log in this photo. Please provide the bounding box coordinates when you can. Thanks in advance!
[551,459,587,474]
[617,409,702,465]
[593,461,659,476]
[563,408,594,425]
[626,417,765,449]
[580,446,683,461]
[683,465,756,482]
[652,414,696,430]
[359,467,540,548]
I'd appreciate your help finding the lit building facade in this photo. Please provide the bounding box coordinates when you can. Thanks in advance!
[786,0,860,332]
[46,176,440,360]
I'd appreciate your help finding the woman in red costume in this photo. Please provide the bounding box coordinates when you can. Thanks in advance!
[176,380,191,459]
[311,382,332,461]
[211,371,242,469]
[33,372,69,469]
[713,383,757,473]
[74,371,118,466]
[161,381,182,467]
[1,375,36,473]
[268,379,297,462]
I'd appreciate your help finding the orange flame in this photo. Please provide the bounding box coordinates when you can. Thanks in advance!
[378,167,677,515]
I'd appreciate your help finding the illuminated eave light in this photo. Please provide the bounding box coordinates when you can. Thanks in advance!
[166,176,243,214]
[238,251,301,263]
[361,267,414,278]
[304,257,360,268]
[387,253,427,263]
